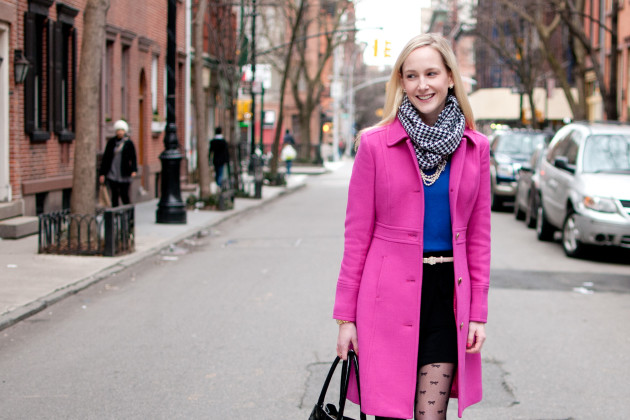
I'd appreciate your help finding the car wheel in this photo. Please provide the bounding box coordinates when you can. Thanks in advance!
[525,191,537,228]
[536,203,555,241]
[491,190,503,211]
[514,196,526,220]
[562,212,585,258]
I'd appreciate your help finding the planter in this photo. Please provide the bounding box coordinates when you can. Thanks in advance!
[151,121,166,134]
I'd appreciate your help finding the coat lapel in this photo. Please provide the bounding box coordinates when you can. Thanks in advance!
[449,131,471,220]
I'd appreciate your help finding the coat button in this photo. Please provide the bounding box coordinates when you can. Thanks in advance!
[458,277,462,285]
[456,232,460,239]
[460,322,464,330]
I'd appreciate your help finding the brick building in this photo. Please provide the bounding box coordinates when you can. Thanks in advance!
[583,0,630,121]
[0,0,188,220]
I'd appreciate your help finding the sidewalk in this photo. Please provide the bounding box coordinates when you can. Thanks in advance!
[0,173,313,331]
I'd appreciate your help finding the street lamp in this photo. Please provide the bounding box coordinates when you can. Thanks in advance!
[13,50,31,85]
[156,0,186,224]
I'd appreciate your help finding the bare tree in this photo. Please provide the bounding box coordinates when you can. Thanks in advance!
[268,0,306,179]
[192,0,211,199]
[474,0,544,128]
[207,0,246,191]
[495,0,586,120]
[71,0,110,215]
[285,0,351,160]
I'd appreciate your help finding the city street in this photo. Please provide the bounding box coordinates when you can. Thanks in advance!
[1,162,629,419]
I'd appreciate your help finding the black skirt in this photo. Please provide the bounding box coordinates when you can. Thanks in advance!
[417,251,458,367]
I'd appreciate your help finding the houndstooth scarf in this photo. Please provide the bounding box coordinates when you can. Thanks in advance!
[397,94,465,170]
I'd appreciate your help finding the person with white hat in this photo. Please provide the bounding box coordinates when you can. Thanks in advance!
[99,120,138,207]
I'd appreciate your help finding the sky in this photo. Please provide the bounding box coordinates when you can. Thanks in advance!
[354,0,431,67]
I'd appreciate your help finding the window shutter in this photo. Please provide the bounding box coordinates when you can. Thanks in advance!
[47,18,55,133]
[70,27,77,134]
[24,12,36,134]
[53,20,63,133]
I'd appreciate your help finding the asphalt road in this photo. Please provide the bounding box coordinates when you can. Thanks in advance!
[0,162,628,419]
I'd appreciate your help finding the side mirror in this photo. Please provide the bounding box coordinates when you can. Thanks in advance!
[554,156,575,173]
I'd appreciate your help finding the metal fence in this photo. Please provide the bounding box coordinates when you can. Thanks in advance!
[38,205,135,257]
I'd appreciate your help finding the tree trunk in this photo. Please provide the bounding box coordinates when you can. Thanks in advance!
[193,0,211,198]
[605,0,619,120]
[298,110,312,160]
[71,0,110,216]
[269,0,306,179]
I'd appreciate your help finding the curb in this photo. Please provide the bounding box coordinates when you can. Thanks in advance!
[0,181,307,332]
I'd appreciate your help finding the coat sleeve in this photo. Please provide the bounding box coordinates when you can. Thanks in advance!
[466,133,491,323]
[333,135,377,321]
[99,139,113,176]
[128,140,138,174]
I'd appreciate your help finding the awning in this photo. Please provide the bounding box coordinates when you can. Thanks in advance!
[468,87,576,121]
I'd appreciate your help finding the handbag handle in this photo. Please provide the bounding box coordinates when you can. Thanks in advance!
[318,350,366,420]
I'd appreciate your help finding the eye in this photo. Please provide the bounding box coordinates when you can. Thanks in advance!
[405,74,416,79]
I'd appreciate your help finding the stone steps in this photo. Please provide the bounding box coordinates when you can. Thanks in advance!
[0,201,22,222]
[0,216,39,239]
[0,201,38,239]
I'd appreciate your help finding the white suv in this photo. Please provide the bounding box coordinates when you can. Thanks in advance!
[536,122,630,257]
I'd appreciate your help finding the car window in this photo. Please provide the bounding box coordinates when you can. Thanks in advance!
[547,132,572,162]
[495,133,547,156]
[582,134,630,173]
[565,132,580,165]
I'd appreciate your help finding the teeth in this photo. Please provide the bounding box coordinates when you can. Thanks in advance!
[418,94,433,100]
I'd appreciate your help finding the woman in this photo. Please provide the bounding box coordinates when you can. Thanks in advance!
[333,33,490,419]
[99,120,138,207]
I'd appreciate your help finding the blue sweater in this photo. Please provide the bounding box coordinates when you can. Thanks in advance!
[423,161,453,252]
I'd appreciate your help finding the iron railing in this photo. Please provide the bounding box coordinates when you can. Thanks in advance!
[38,205,134,257]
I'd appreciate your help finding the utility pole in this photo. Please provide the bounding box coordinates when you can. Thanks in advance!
[156,0,186,224]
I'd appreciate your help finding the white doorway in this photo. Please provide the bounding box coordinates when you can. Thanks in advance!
[0,24,10,202]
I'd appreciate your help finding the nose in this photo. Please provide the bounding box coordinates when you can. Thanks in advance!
[417,76,428,90]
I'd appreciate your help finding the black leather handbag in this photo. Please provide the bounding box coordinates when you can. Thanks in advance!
[308,350,366,420]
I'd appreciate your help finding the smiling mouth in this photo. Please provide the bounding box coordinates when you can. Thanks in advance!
[417,94,434,101]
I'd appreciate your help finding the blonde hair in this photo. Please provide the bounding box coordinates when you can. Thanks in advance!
[356,33,475,146]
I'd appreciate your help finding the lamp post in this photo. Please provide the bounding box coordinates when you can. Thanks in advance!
[156,0,187,224]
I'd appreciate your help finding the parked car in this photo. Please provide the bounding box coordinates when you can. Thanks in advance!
[514,143,547,227]
[489,129,551,210]
[536,122,630,257]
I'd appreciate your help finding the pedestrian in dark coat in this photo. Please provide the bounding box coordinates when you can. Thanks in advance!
[283,129,296,146]
[99,120,137,207]
[334,33,490,419]
[209,126,230,187]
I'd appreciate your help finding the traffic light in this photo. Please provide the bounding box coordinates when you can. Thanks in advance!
[237,99,252,121]
[322,122,332,133]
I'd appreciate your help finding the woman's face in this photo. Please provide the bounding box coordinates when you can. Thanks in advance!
[400,46,453,126]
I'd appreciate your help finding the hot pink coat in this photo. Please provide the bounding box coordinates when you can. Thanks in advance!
[333,118,491,419]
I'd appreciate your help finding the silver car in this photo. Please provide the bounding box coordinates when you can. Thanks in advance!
[537,122,630,257]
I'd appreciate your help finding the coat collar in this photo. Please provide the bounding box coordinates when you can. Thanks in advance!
[386,117,479,147]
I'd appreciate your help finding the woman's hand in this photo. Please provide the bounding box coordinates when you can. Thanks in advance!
[336,322,358,360]
[466,321,486,353]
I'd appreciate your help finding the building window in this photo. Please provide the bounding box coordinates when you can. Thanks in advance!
[105,41,114,121]
[24,0,55,142]
[54,3,79,142]
[121,45,130,119]
[152,55,158,114]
